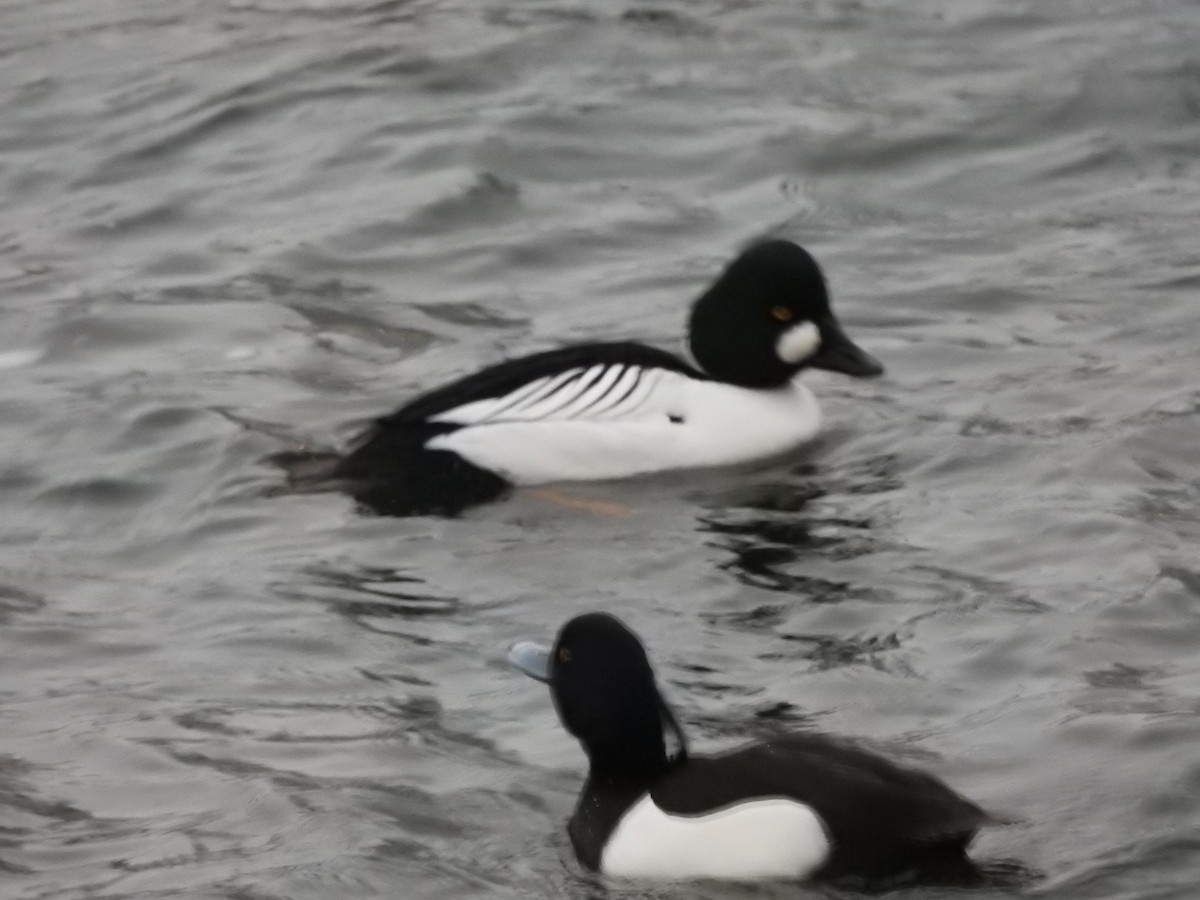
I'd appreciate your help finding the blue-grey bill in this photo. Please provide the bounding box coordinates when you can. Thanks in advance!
[507,641,553,682]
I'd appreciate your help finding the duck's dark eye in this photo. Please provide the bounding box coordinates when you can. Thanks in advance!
[558,647,573,664]
[769,305,793,322]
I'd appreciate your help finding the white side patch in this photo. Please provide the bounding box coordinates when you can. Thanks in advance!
[426,374,821,485]
[427,374,820,487]
[600,794,831,882]
[775,321,821,365]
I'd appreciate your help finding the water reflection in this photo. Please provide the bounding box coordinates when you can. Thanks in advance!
[0,758,91,877]
[275,562,464,642]
[699,454,899,602]
[0,584,44,624]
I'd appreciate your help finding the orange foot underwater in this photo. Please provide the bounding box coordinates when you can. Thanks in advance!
[525,488,631,517]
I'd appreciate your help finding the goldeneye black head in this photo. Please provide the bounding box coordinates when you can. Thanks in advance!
[688,239,884,388]
[508,612,687,777]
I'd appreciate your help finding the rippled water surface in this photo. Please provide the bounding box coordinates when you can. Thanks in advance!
[3,1,1200,898]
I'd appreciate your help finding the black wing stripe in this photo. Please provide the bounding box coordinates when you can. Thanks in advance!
[528,363,627,421]
[553,364,620,419]
[382,342,704,425]
[477,367,585,422]
[504,365,600,421]
[506,367,587,416]
[464,371,567,421]
[429,371,564,424]
[429,361,685,425]
[559,364,628,419]
[585,365,643,418]
[607,367,662,418]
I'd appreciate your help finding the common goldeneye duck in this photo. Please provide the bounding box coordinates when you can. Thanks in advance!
[507,613,998,886]
[328,240,882,516]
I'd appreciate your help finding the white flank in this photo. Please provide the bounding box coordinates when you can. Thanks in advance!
[775,321,821,365]
[425,370,821,485]
[601,794,831,881]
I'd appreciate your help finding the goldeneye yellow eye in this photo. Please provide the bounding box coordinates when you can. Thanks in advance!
[769,305,793,322]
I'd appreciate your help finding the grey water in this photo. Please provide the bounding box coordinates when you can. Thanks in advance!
[2,1,1199,898]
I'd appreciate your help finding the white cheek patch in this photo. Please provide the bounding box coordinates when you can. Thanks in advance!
[775,321,822,365]
[600,794,831,881]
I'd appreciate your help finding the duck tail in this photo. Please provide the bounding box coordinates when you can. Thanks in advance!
[981,809,1023,827]
[264,448,346,494]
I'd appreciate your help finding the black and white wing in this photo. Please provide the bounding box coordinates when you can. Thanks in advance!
[384,341,704,427]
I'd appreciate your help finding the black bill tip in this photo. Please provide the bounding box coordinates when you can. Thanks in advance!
[810,318,884,378]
